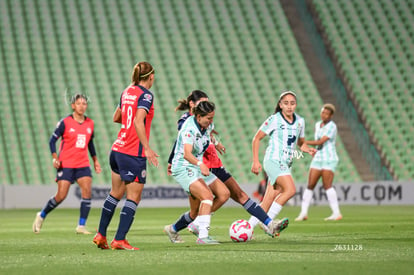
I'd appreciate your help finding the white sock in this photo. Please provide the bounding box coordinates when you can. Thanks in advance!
[248,216,260,228]
[197,215,211,239]
[326,187,340,216]
[300,189,313,216]
[192,216,200,226]
[268,202,283,220]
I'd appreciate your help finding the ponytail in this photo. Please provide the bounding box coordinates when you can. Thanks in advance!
[131,62,154,85]
[175,90,209,111]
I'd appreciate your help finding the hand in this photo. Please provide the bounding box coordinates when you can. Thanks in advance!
[308,147,317,157]
[215,142,226,155]
[300,143,317,157]
[52,158,60,169]
[167,163,172,176]
[94,161,102,174]
[251,161,262,175]
[146,147,159,167]
[199,163,210,176]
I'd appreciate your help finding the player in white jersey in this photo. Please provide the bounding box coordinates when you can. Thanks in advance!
[248,91,317,236]
[167,101,221,244]
[295,103,342,221]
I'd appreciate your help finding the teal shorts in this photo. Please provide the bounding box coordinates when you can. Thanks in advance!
[172,165,217,193]
[310,159,338,172]
[263,159,291,185]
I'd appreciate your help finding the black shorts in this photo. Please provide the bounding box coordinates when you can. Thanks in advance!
[109,150,147,183]
[56,167,92,184]
[211,166,232,183]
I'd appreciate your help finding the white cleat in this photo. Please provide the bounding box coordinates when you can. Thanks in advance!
[32,212,44,233]
[324,214,343,221]
[263,218,289,237]
[164,224,185,243]
[76,225,93,234]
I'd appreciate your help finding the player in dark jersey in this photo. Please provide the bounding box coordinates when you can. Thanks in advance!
[33,94,101,234]
[93,61,158,250]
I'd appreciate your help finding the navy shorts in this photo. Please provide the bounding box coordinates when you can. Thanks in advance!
[109,150,147,183]
[56,167,92,184]
[211,166,232,183]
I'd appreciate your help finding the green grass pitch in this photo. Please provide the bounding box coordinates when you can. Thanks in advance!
[1,206,413,274]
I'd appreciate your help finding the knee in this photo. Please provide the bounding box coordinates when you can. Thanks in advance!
[218,188,230,203]
[81,188,92,198]
[284,184,296,199]
[110,190,124,200]
[201,192,214,202]
[54,194,67,203]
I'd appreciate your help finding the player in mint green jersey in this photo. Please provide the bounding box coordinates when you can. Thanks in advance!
[248,91,317,236]
[295,103,342,221]
[166,101,222,244]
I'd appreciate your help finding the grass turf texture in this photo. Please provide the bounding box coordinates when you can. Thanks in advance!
[1,206,413,275]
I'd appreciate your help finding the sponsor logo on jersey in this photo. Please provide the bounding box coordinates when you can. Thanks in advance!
[143,93,153,102]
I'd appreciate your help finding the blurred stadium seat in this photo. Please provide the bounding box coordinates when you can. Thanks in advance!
[5,0,412,185]
[311,0,414,180]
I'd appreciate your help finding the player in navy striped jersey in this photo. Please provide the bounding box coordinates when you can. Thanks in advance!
[295,103,342,221]
[32,94,101,234]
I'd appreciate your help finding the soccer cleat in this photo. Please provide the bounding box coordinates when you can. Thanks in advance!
[187,223,199,237]
[294,214,308,221]
[76,225,93,235]
[110,239,139,250]
[196,236,220,245]
[164,224,185,243]
[93,232,109,249]
[32,212,44,233]
[259,222,281,237]
[267,218,289,237]
[324,214,343,221]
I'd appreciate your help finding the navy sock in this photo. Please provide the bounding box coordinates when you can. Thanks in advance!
[40,197,61,218]
[79,198,91,226]
[243,198,272,226]
[173,211,194,232]
[98,195,119,236]
[115,200,138,241]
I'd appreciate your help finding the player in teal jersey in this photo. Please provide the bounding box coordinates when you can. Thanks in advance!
[248,91,317,236]
[167,101,222,244]
[295,103,342,221]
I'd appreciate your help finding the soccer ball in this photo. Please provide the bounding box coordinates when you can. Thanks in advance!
[229,219,253,242]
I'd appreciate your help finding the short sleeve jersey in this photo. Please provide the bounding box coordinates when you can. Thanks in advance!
[260,112,305,166]
[172,116,212,169]
[112,85,154,157]
[313,120,339,161]
[53,115,95,168]
[176,112,222,168]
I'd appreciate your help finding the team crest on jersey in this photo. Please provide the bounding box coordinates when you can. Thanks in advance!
[87,128,92,134]
[143,93,152,102]
[187,168,194,177]
[141,169,147,178]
